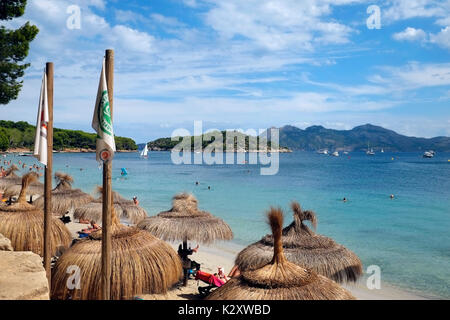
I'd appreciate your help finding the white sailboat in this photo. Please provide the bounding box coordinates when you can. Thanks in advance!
[140,144,149,158]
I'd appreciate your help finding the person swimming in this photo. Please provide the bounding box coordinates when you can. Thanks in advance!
[343,197,348,202]
[390,194,395,199]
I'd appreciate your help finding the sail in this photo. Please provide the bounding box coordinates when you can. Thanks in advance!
[141,144,148,157]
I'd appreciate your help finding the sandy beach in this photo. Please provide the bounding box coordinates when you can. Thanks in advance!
[64,215,433,300]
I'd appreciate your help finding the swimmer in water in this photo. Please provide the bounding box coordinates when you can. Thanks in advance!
[390,194,395,199]
[343,197,348,202]
[208,186,211,190]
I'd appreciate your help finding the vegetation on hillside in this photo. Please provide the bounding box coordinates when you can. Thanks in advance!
[0,120,137,151]
[147,130,290,152]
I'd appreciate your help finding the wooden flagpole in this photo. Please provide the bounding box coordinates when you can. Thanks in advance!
[101,49,114,300]
[43,62,54,288]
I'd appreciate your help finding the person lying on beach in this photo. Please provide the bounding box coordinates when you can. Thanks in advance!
[79,218,91,224]
[79,220,101,234]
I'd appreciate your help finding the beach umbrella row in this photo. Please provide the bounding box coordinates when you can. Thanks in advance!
[33,172,94,216]
[207,208,355,300]
[51,204,182,300]
[74,187,147,224]
[235,201,363,283]
[0,173,72,257]
[1,164,44,198]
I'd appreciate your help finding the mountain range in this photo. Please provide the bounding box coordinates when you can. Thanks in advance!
[269,124,450,152]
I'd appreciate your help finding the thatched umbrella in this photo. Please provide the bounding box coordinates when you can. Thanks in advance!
[235,202,363,283]
[51,206,182,300]
[73,188,146,224]
[207,208,355,300]
[0,172,72,257]
[2,165,44,200]
[33,172,94,216]
[137,193,233,285]
[0,165,21,191]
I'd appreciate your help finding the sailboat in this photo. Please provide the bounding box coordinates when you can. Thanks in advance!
[366,142,375,156]
[140,144,149,158]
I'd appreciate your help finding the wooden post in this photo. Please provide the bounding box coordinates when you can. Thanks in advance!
[43,62,54,288]
[101,49,114,300]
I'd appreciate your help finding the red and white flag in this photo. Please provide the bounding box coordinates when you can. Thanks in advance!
[33,71,49,166]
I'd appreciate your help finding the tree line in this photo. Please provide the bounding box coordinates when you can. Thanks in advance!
[0,120,137,152]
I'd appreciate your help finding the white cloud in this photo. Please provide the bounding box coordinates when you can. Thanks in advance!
[203,0,356,51]
[393,27,428,42]
[429,26,450,49]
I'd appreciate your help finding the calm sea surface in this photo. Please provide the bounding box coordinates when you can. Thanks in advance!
[5,151,450,298]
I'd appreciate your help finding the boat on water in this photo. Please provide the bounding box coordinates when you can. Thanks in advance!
[140,144,149,158]
[366,142,375,155]
[423,151,435,158]
[331,151,339,157]
[317,149,329,155]
[381,148,384,153]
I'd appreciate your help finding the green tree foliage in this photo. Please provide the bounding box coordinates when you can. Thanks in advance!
[0,0,39,104]
[0,121,138,151]
[0,128,9,151]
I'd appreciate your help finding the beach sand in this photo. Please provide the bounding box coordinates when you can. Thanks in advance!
[64,217,432,300]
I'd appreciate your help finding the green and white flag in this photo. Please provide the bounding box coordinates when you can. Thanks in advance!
[92,58,115,162]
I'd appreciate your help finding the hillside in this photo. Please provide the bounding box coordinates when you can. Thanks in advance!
[147,130,291,152]
[271,124,450,152]
[0,120,137,152]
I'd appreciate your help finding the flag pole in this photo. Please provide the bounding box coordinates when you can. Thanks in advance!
[43,62,54,288]
[101,49,114,300]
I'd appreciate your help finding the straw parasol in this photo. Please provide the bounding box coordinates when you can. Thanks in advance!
[235,202,363,283]
[0,172,72,257]
[2,165,44,199]
[33,172,94,216]
[207,208,355,300]
[137,192,233,286]
[0,164,21,191]
[137,193,233,244]
[51,205,182,300]
[73,187,146,224]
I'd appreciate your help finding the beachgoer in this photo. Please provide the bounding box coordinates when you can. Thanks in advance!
[343,197,347,202]
[217,267,229,282]
[79,218,90,224]
[195,181,199,185]
[390,194,395,199]
[133,196,139,205]
[208,186,211,190]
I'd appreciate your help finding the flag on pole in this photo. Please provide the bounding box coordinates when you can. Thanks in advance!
[92,57,115,162]
[33,71,49,166]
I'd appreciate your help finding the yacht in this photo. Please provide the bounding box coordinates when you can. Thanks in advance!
[331,151,339,157]
[423,151,435,158]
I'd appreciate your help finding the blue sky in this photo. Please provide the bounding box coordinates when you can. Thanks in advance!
[1,0,450,143]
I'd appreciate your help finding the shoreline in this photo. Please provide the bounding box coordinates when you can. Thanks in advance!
[64,216,437,300]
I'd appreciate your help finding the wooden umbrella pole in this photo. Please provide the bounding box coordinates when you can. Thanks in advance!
[43,62,54,288]
[101,49,114,300]
[183,238,188,286]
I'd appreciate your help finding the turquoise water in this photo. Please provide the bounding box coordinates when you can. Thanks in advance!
[4,151,450,298]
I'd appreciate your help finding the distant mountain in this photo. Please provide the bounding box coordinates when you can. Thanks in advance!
[267,124,450,152]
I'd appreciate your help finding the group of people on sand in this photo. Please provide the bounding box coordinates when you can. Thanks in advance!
[178,242,241,285]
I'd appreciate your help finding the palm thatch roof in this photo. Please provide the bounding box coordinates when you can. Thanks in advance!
[235,202,363,283]
[73,187,146,224]
[0,173,72,257]
[51,206,182,300]
[137,193,233,243]
[2,166,44,198]
[0,165,21,190]
[207,208,355,300]
[33,172,93,216]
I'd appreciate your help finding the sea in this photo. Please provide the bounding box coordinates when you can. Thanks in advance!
[3,151,450,299]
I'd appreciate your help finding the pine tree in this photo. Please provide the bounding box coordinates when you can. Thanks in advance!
[0,0,39,104]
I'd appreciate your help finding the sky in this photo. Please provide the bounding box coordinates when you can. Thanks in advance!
[1,0,450,143]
